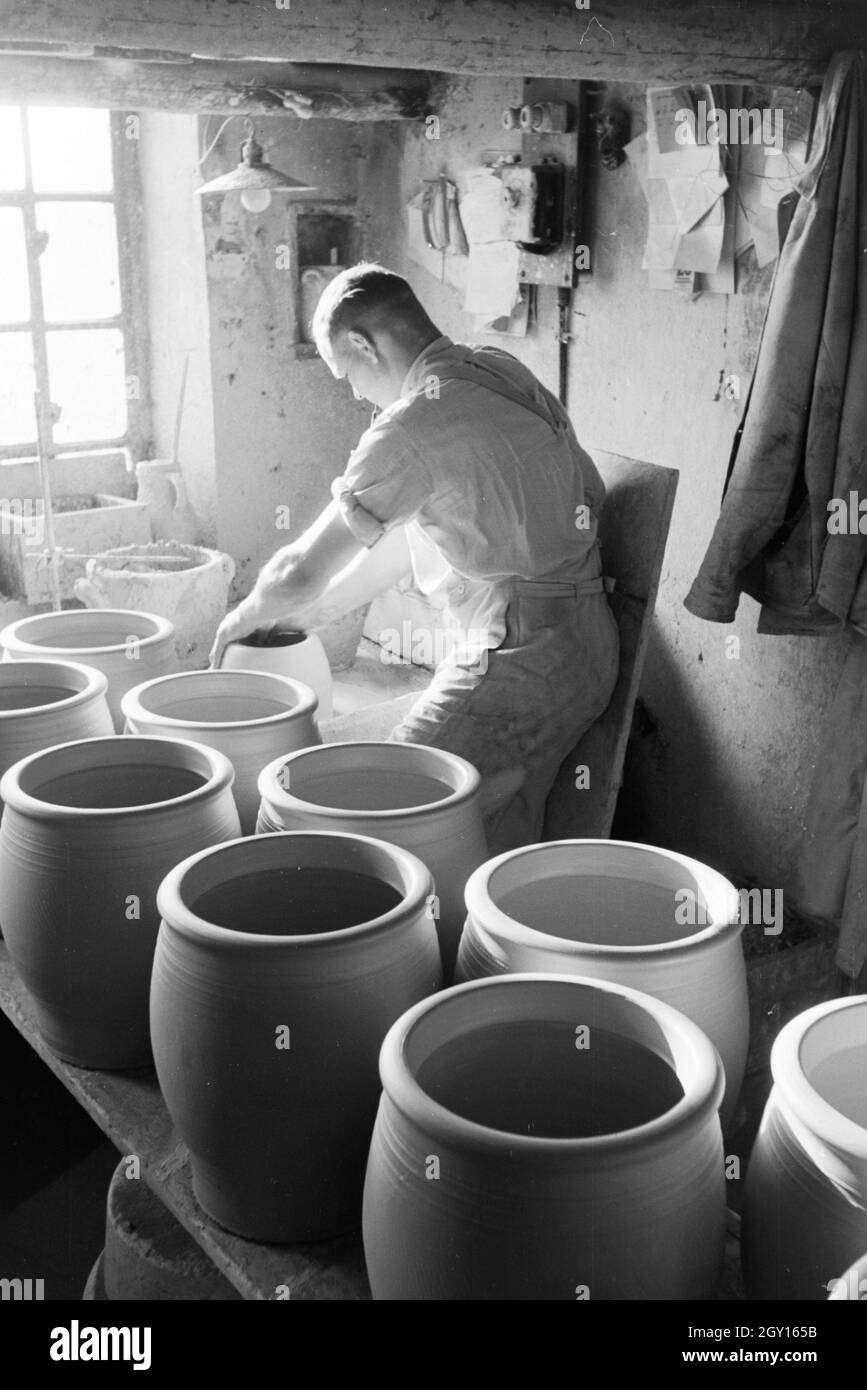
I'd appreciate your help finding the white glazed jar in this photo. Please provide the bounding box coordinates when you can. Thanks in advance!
[456,839,746,1126]
[742,995,867,1301]
[220,629,333,719]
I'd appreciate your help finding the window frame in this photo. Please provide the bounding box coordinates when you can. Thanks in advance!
[0,106,152,464]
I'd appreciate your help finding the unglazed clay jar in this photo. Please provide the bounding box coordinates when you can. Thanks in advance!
[742,995,867,1301]
[220,629,333,719]
[0,660,113,812]
[363,973,727,1300]
[456,839,746,1125]
[0,608,176,730]
[256,741,488,980]
[0,735,240,1068]
[151,830,443,1242]
[121,668,321,833]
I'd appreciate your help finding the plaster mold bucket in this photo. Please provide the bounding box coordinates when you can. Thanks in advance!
[74,540,234,670]
[121,669,321,834]
[456,839,746,1125]
[0,660,113,809]
[0,608,175,731]
[220,628,333,719]
[151,830,442,1241]
[741,995,867,1301]
[257,741,488,980]
[362,973,727,1300]
[0,735,240,1068]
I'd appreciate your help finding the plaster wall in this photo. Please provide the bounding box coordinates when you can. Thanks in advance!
[379,77,846,891]
[139,111,217,542]
[197,116,400,596]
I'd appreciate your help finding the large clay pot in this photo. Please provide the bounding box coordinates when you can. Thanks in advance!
[456,839,746,1126]
[121,669,321,834]
[363,972,727,1300]
[257,741,488,980]
[741,995,867,1301]
[151,830,442,1241]
[0,608,175,731]
[0,735,240,1068]
[220,628,333,719]
[75,541,234,671]
[0,660,113,811]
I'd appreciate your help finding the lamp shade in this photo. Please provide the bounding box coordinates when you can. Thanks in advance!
[196,131,316,197]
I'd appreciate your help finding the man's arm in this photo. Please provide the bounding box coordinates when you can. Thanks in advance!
[209,504,411,668]
[209,500,363,667]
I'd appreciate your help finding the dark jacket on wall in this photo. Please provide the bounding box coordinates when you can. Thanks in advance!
[684,51,867,636]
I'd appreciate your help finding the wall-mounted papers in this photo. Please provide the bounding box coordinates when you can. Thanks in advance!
[463,240,522,319]
[458,167,506,244]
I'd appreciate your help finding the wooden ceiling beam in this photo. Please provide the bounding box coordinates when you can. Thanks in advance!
[0,0,861,85]
[0,54,433,119]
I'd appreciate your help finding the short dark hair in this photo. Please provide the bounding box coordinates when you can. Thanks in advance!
[313,263,435,345]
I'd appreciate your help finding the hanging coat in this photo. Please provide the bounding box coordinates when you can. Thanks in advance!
[684,51,867,636]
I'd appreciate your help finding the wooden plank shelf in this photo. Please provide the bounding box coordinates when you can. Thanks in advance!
[0,941,370,1301]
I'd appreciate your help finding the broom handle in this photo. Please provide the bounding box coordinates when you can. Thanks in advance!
[34,390,62,612]
[171,353,191,467]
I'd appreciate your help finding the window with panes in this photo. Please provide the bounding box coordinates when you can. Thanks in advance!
[0,106,149,462]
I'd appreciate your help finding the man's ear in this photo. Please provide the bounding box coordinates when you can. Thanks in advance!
[346,328,378,363]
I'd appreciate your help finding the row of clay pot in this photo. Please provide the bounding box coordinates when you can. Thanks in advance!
[2,616,862,1297]
[0,607,335,729]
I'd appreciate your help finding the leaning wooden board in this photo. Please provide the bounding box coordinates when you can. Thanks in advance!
[0,941,369,1301]
[0,940,743,1301]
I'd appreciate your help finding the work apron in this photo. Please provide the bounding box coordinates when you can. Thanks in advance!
[389,353,620,852]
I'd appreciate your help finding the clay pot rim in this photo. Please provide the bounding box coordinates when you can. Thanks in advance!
[121,668,319,731]
[157,829,433,947]
[0,734,235,820]
[771,995,867,1160]
[0,658,109,720]
[380,972,725,1156]
[1,608,175,656]
[258,740,480,821]
[464,839,743,958]
[88,544,225,580]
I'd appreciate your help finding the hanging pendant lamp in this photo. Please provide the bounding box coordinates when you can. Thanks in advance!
[196,119,317,212]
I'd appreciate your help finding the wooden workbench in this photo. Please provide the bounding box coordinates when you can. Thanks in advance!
[1,940,745,1301]
[0,941,370,1301]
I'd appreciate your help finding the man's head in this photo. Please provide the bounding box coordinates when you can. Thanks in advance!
[313,264,440,409]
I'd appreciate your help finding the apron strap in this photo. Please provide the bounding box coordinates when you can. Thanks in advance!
[433,354,567,436]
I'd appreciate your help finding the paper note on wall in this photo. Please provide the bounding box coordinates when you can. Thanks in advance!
[458,168,505,244]
[463,241,522,318]
[627,131,725,275]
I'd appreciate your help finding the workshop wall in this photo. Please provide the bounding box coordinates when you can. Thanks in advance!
[382,76,848,896]
[139,112,218,542]
[196,116,399,597]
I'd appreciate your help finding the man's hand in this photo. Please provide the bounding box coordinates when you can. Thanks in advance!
[209,596,270,670]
